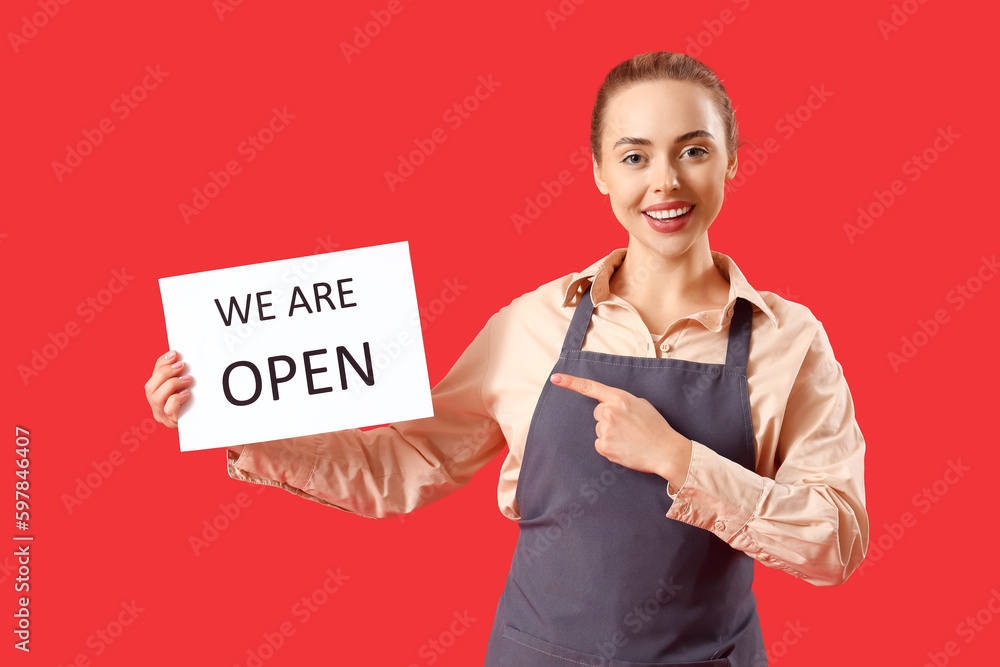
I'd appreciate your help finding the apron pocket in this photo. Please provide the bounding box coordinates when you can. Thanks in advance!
[500,625,730,667]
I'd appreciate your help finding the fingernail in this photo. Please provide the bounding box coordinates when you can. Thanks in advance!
[179,375,191,382]
[165,351,176,361]
[179,389,190,397]
[550,374,563,384]
[171,361,184,369]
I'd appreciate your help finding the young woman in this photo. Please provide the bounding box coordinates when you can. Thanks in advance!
[146,52,868,666]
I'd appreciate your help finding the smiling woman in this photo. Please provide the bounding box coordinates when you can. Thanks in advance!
[145,51,868,667]
[595,76,738,333]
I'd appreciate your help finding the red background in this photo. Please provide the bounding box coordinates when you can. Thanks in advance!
[5,0,998,665]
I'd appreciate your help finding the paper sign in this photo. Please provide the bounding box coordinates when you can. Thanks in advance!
[158,241,433,452]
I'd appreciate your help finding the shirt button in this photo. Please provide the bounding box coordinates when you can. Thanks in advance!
[659,342,671,353]
[757,552,768,561]
[713,520,726,532]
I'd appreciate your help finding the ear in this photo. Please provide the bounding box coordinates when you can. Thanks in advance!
[593,156,609,195]
[724,152,738,181]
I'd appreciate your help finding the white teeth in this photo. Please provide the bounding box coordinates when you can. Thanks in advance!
[644,206,691,220]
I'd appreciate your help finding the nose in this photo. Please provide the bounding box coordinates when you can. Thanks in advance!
[652,159,680,193]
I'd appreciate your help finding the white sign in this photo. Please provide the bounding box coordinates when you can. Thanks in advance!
[158,241,433,452]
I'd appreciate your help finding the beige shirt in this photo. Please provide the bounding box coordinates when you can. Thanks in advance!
[228,249,869,586]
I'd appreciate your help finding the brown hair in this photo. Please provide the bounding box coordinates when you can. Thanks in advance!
[590,52,742,164]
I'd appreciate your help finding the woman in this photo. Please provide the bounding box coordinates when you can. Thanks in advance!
[146,52,868,666]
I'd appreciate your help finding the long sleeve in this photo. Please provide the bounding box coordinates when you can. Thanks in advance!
[664,323,869,586]
[226,314,508,518]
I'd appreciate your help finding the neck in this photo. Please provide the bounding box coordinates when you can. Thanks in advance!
[609,235,730,324]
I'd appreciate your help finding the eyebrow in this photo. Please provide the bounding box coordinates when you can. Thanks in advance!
[612,130,715,150]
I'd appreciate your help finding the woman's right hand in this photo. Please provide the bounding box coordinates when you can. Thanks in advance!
[145,351,245,456]
[145,350,192,428]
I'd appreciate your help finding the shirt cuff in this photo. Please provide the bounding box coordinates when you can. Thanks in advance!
[664,440,765,543]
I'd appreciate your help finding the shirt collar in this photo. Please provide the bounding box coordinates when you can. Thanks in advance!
[561,248,779,330]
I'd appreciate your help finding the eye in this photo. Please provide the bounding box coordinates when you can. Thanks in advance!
[621,153,646,166]
[683,146,709,158]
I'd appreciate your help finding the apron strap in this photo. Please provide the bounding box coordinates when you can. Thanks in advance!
[562,285,595,352]
[563,285,754,368]
[724,297,753,369]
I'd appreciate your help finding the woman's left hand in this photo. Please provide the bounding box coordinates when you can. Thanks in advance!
[551,373,692,486]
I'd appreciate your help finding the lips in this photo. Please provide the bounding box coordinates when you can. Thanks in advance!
[642,202,694,233]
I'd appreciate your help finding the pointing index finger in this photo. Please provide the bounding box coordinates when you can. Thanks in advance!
[551,373,618,402]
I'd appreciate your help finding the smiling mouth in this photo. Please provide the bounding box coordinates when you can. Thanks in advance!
[644,205,693,220]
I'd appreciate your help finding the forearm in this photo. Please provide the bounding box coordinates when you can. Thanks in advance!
[665,441,868,586]
[228,414,505,519]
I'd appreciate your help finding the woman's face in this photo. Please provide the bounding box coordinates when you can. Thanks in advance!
[593,79,738,261]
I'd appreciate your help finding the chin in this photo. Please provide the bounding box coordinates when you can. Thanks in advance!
[637,234,700,259]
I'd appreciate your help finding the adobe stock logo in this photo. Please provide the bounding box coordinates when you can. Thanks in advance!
[213,0,246,21]
[7,0,71,54]
[765,619,809,664]
[886,254,996,373]
[178,106,296,223]
[511,144,592,235]
[232,566,350,667]
[61,416,163,515]
[51,66,170,182]
[843,126,960,244]
[404,610,478,667]
[594,578,683,666]
[725,84,833,196]
[56,599,145,665]
[683,0,753,58]
[188,487,267,557]
[384,75,501,192]
[17,268,135,385]
[340,0,418,63]
[544,0,589,30]
[877,0,931,40]
[857,458,970,577]
[921,587,1000,667]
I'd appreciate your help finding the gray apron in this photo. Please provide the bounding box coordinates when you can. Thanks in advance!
[484,286,766,666]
